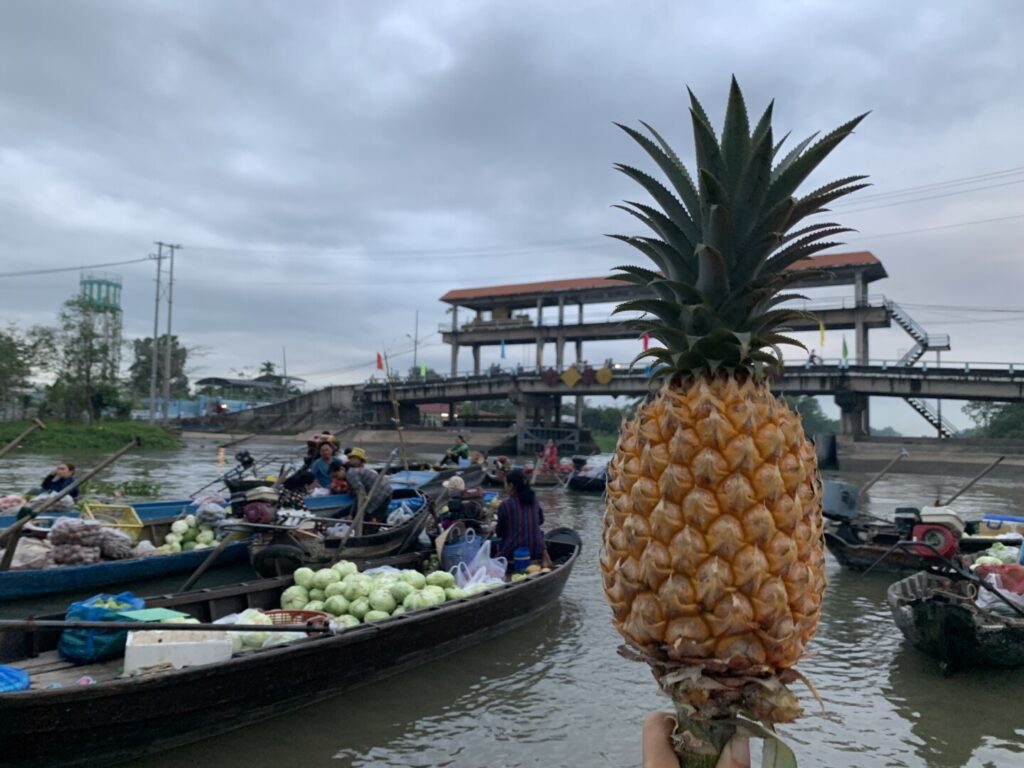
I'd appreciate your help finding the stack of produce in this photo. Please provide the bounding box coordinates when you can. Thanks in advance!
[98,528,134,560]
[48,517,103,565]
[971,541,1022,569]
[155,515,218,555]
[278,562,503,626]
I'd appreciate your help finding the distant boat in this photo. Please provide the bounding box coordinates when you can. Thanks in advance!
[566,453,613,493]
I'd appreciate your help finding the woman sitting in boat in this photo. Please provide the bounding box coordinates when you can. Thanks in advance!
[344,448,393,522]
[309,441,338,488]
[279,470,316,510]
[495,469,545,565]
[440,434,470,467]
[438,475,485,530]
[329,460,350,495]
[34,463,79,500]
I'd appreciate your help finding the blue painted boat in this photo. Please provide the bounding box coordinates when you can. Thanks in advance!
[0,541,250,600]
[0,498,196,529]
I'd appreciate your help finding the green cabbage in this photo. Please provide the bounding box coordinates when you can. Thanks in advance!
[182,527,199,543]
[324,595,350,615]
[170,520,189,536]
[426,571,455,589]
[164,532,182,545]
[398,570,426,589]
[293,567,316,589]
[185,514,197,528]
[237,609,272,648]
[313,568,341,590]
[364,610,391,622]
[332,560,359,578]
[280,585,310,610]
[389,581,415,603]
[348,597,370,620]
[334,614,361,629]
[308,588,326,602]
[196,530,215,545]
[403,592,428,611]
[304,600,326,612]
[422,585,446,604]
[324,581,347,598]
[391,605,406,616]
[182,541,197,552]
[342,579,370,602]
[444,587,468,601]
[369,589,397,613]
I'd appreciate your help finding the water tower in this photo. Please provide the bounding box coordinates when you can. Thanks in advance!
[79,272,123,382]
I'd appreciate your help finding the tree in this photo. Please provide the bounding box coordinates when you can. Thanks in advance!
[965,401,1024,439]
[0,325,50,418]
[259,361,276,376]
[127,336,189,398]
[406,365,442,381]
[44,295,124,421]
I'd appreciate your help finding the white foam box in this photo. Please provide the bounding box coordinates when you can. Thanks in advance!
[124,629,233,673]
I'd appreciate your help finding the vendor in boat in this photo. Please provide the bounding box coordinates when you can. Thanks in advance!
[495,468,546,565]
[329,459,350,495]
[441,434,471,467]
[345,447,392,522]
[303,431,339,469]
[279,469,316,510]
[309,441,338,488]
[439,475,485,530]
[539,439,558,472]
[33,462,79,500]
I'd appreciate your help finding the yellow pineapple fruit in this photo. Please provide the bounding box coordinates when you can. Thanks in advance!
[601,78,867,763]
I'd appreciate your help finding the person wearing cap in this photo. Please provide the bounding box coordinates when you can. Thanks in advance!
[439,475,484,530]
[345,447,393,522]
[309,441,338,488]
[441,434,471,467]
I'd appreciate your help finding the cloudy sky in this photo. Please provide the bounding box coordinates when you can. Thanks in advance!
[2,0,1023,435]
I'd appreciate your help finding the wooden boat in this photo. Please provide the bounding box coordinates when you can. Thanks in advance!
[249,488,432,577]
[1,510,249,601]
[0,528,582,768]
[566,453,613,493]
[888,570,1024,671]
[0,498,196,530]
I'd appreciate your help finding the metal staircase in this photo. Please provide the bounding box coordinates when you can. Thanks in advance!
[884,300,955,435]
[902,396,957,438]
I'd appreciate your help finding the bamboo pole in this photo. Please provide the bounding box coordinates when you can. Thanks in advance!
[178,530,247,593]
[0,419,45,459]
[383,352,410,474]
[329,449,398,563]
[939,456,1005,507]
[859,448,909,494]
[0,618,331,634]
[0,437,141,569]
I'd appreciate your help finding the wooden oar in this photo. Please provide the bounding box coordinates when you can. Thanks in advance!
[328,449,398,565]
[0,419,45,459]
[938,456,1005,507]
[0,618,331,634]
[0,437,141,570]
[178,530,247,593]
[859,448,910,495]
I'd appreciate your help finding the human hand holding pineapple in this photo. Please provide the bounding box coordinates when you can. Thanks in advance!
[601,77,867,766]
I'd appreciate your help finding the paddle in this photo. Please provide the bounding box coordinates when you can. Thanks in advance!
[328,449,398,565]
[859,448,910,495]
[0,419,45,460]
[0,437,141,571]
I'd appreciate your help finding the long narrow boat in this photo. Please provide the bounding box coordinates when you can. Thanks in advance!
[0,497,196,529]
[0,528,582,768]
[888,570,1024,671]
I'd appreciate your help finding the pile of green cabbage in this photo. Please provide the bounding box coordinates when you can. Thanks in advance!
[155,514,218,555]
[278,561,504,626]
[971,540,1021,569]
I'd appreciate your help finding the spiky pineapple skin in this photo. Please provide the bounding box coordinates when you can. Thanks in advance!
[601,374,825,676]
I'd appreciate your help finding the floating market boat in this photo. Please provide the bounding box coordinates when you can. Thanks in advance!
[888,569,1024,671]
[249,488,433,577]
[565,453,613,493]
[0,498,195,530]
[0,528,582,768]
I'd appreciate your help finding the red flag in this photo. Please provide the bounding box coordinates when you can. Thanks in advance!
[642,333,650,351]
[376,352,384,370]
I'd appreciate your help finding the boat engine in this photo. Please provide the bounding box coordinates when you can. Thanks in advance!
[893,508,921,538]
[911,524,958,558]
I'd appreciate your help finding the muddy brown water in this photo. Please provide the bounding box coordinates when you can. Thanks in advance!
[2,443,1024,767]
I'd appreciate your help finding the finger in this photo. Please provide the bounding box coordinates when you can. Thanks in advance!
[642,712,680,768]
[715,735,751,768]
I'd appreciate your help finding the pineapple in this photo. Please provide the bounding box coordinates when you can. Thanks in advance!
[601,78,867,763]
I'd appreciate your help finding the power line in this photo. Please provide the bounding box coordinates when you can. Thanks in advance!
[847,212,1024,242]
[0,257,150,279]
[838,178,1024,215]
[833,166,1024,205]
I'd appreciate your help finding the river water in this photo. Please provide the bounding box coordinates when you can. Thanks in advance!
[3,443,1024,768]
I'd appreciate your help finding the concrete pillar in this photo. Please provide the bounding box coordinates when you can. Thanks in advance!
[575,395,583,427]
[558,296,565,326]
[450,343,459,377]
[555,337,565,369]
[578,302,584,324]
[855,318,869,365]
[835,391,868,438]
[448,401,456,427]
[535,340,544,370]
[472,345,481,375]
[575,339,583,363]
[854,272,867,307]
[536,298,544,370]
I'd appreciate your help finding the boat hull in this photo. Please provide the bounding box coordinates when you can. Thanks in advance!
[0,532,580,767]
[888,570,1024,670]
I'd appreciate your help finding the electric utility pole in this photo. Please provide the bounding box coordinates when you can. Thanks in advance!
[156,242,181,422]
[148,247,164,420]
[413,309,419,369]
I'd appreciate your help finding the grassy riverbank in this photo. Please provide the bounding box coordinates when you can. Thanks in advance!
[0,421,181,451]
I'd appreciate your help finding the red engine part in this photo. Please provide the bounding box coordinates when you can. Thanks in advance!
[911,523,958,558]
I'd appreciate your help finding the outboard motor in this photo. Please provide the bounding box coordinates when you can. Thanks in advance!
[822,480,859,522]
[893,507,921,538]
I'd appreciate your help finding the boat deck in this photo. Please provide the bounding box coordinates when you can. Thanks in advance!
[12,650,125,690]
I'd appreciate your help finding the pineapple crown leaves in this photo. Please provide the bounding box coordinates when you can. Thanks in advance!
[609,76,868,382]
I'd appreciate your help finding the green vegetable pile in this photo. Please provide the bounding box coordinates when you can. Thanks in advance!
[156,514,217,555]
[279,562,504,625]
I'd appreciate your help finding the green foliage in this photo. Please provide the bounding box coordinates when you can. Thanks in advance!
[0,324,53,416]
[0,420,180,450]
[612,77,868,380]
[592,432,620,452]
[127,336,189,398]
[781,395,839,437]
[964,401,1024,439]
[84,469,163,498]
[583,404,632,433]
[407,365,443,381]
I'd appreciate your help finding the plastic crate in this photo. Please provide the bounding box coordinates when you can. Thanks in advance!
[80,504,144,542]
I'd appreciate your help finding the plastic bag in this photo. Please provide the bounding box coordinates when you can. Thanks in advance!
[362,565,401,577]
[48,517,103,546]
[451,540,507,588]
[977,574,1024,617]
[30,492,75,513]
[386,502,414,527]
[99,528,134,560]
[58,592,145,664]
[0,538,52,569]
[441,528,482,572]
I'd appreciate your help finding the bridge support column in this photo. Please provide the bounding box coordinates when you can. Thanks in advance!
[555,337,565,369]
[575,395,583,428]
[535,340,544,370]
[472,345,481,375]
[450,343,459,377]
[835,391,869,438]
[575,339,583,364]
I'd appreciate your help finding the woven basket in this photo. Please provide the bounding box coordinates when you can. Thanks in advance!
[262,609,331,636]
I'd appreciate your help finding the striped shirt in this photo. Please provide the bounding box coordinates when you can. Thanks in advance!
[496,494,545,561]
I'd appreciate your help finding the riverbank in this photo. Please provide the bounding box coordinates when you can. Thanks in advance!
[0,421,181,451]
